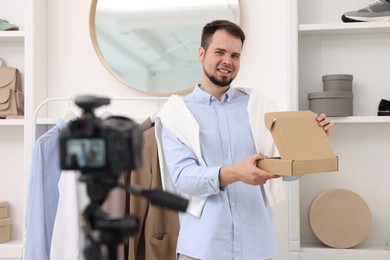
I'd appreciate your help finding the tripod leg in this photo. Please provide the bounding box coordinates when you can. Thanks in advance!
[106,242,118,260]
[83,235,103,260]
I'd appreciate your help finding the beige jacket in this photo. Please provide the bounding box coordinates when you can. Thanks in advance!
[128,127,179,260]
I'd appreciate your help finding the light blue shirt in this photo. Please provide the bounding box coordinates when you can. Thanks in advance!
[161,86,279,260]
[25,119,65,260]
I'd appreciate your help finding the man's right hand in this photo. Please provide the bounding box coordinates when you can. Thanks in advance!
[219,153,280,188]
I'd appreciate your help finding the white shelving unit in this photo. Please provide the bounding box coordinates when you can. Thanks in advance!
[299,22,390,35]
[289,0,390,259]
[331,116,390,124]
[0,0,47,258]
[0,31,25,42]
[0,1,27,259]
[0,30,26,128]
[0,120,24,126]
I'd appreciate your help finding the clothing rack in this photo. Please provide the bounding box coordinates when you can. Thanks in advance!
[32,96,169,142]
[28,96,170,260]
[27,97,178,260]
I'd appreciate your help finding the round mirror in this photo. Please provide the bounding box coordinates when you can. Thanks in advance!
[90,0,240,95]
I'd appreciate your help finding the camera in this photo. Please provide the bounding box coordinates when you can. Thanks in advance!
[60,95,143,176]
[59,95,188,260]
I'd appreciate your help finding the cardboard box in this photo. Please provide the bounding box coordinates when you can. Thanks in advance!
[257,110,338,176]
[0,218,10,243]
[0,201,8,219]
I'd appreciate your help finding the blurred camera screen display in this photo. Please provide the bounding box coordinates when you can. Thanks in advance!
[64,138,106,169]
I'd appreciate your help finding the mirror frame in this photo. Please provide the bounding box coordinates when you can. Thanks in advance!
[89,0,241,96]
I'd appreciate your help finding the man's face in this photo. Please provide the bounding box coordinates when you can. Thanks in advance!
[199,29,242,88]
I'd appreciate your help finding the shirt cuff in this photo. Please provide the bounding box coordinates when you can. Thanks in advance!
[207,166,223,194]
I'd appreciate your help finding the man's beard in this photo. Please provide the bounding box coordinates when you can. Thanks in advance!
[204,67,234,87]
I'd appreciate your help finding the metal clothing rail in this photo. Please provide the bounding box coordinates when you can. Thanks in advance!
[32,96,169,142]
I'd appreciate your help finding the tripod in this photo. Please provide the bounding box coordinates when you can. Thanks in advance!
[80,173,138,260]
[79,172,188,260]
[82,202,138,260]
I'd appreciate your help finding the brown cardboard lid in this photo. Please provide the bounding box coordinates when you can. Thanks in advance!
[309,189,371,249]
[264,110,335,160]
[0,201,8,207]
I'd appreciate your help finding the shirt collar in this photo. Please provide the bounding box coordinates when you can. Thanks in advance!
[193,84,236,105]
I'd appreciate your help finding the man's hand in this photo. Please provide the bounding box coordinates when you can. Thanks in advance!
[316,113,334,136]
[219,153,280,187]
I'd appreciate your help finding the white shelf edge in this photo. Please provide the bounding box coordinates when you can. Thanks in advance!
[0,240,23,258]
[0,119,25,126]
[0,31,25,42]
[301,243,390,254]
[35,117,145,125]
[35,116,389,126]
[36,118,57,125]
[299,22,390,36]
[330,116,390,124]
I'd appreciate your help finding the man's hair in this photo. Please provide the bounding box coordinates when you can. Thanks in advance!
[201,20,245,51]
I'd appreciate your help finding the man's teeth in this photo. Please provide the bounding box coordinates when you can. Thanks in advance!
[218,68,230,73]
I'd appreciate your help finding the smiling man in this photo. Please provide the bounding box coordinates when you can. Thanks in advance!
[155,20,333,260]
[199,28,241,93]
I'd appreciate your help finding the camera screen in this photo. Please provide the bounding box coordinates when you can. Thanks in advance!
[63,138,106,169]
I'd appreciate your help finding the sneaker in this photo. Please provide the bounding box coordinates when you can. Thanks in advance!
[342,0,390,22]
[0,19,18,31]
[378,99,390,116]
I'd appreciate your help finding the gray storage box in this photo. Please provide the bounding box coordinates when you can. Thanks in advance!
[308,91,353,117]
[322,74,353,92]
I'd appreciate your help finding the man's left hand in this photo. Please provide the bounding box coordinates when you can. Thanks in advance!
[316,113,334,136]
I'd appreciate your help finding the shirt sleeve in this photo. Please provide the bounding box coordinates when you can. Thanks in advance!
[24,141,47,260]
[50,171,81,260]
[161,125,222,197]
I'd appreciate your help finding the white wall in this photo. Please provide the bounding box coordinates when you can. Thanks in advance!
[45,0,291,259]
[45,0,291,113]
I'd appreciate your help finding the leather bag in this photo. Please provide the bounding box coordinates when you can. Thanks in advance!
[0,66,24,118]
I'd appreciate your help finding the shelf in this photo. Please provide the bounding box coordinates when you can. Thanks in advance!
[0,119,24,126]
[300,244,390,259]
[294,2,390,259]
[330,116,390,124]
[0,240,23,258]
[299,22,390,36]
[36,118,57,125]
[0,31,25,42]
[35,117,145,125]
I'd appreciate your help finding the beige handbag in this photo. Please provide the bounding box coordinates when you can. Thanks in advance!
[0,61,24,118]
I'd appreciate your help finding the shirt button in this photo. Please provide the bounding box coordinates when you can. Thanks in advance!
[231,202,235,206]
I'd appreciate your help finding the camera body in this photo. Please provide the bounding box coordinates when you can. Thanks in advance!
[60,96,143,176]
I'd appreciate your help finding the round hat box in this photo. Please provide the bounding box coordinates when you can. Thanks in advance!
[322,74,353,92]
[309,188,371,249]
[308,91,353,117]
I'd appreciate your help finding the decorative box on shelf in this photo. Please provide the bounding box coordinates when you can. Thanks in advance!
[0,201,10,244]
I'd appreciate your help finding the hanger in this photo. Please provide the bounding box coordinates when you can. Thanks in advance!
[100,105,112,119]
[62,98,77,122]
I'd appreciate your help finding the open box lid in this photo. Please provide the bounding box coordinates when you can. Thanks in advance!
[264,110,335,160]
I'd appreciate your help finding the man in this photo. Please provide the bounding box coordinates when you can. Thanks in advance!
[77,142,89,168]
[155,20,333,260]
